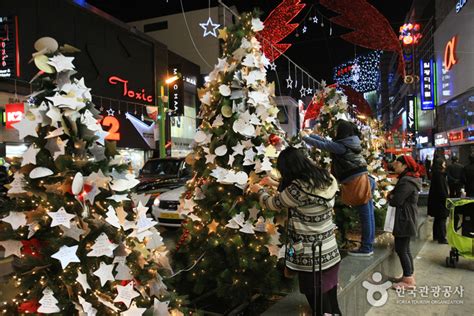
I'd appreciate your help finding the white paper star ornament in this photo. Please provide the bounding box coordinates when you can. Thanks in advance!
[12,116,38,139]
[48,207,75,228]
[21,145,40,166]
[1,211,27,230]
[48,54,75,72]
[153,298,170,316]
[121,302,146,316]
[0,240,23,257]
[113,282,140,308]
[52,245,80,269]
[77,271,91,293]
[93,261,115,287]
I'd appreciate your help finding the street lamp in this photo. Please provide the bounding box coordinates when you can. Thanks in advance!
[158,75,179,158]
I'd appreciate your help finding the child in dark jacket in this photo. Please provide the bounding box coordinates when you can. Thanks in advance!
[302,120,375,256]
[389,155,422,290]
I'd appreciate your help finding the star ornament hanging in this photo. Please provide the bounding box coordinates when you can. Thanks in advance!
[199,17,220,38]
[286,76,293,89]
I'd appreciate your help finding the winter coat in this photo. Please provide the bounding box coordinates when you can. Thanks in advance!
[465,163,474,197]
[258,176,341,272]
[389,175,422,237]
[447,162,465,185]
[427,171,449,218]
[303,135,368,183]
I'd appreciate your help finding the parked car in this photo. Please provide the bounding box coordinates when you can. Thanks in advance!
[151,185,186,227]
[135,157,192,209]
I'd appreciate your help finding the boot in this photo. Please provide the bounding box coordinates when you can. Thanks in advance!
[392,276,416,290]
[389,273,415,283]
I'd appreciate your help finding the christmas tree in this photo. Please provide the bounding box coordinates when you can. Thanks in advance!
[169,13,288,309]
[0,38,180,315]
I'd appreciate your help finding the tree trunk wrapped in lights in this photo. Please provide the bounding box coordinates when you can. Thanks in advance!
[169,12,289,308]
[0,39,182,315]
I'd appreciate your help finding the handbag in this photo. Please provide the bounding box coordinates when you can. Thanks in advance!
[340,173,372,206]
[383,205,396,232]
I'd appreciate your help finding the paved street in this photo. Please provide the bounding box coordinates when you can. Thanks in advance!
[367,238,474,316]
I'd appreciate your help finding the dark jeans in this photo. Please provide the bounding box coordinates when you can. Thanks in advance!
[394,236,414,277]
[433,216,447,242]
[355,176,376,252]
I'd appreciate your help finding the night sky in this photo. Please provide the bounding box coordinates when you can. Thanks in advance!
[86,0,413,83]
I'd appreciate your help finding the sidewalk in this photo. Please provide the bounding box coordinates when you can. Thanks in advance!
[367,239,474,316]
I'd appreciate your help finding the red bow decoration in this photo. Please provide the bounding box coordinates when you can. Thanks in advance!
[259,0,306,62]
[320,0,405,75]
[21,238,43,258]
[338,84,372,117]
[269,134,282,146]
[18,300,40,313]
[303,96,324,125]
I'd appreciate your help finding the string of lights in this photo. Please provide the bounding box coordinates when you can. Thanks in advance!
[333,50,382,93]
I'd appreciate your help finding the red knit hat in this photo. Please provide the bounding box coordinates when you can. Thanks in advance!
[396,155,420,178]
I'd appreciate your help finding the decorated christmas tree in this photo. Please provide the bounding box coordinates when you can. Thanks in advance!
[0,38,180,315]
[169,13,288,308]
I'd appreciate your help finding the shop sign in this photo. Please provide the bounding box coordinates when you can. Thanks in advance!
[107,76,154,104]
[456,0,469,13]
[406,96,416,133]
[448,130,463,143]
[444,36,458,71]
[0,16,19,78]
[5,102,24,128]
[420,59,435,110]
[168,65,184,116]
[434,132,449,147]
[416,135,429,144]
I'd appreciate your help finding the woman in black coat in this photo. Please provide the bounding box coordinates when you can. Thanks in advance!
[388,156,422,289]
[427,159,449,243]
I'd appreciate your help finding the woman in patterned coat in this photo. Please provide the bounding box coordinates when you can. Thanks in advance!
[250,147,341,315]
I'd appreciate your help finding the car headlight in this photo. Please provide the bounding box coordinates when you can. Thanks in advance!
[153,197,160,207]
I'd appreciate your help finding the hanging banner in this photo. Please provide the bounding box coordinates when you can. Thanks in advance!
[420,59,435,110]
[0,16,19,78]
[168,64,184,117]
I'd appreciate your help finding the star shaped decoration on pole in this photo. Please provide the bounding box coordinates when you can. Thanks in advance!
[106,108,115,116]
[199,17,220,38]
[269,62,277,71]
[300,85,307,98]
[312,16,319,23]
[302,26,307,33]
[286,76,293,89]
[306,87,313,95]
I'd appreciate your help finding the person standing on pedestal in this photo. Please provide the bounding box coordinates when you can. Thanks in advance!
[428,159,449,244]
[302,120,375,256]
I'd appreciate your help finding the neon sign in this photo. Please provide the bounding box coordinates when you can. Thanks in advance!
[420,59,435,110]
[108,76,154,104]
[456,0,469,13]
[0,16,20,78]
[399,23,422,46]
[5,103,24,128]
[168,65,184,116]
[448,130,463,142]
[102,116,120,141]
[444,36,458,71]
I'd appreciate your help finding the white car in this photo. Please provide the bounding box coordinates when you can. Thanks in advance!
[152,186,186,227]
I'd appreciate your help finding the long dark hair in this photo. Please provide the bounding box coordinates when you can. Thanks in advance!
[431,158,446,173]
[334,120,361,140]
[277,147,333,191]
